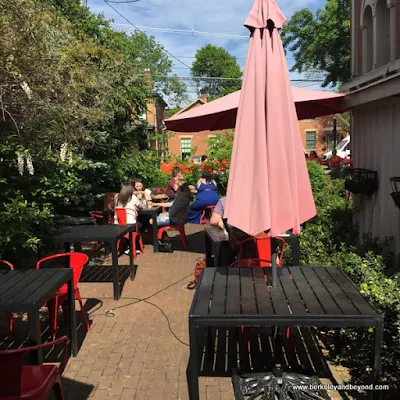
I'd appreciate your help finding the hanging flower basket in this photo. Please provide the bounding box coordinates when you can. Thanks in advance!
[344,168,378,196]
[390,177,400,208]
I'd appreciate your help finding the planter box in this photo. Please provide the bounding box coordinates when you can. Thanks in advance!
[344,169,378,196]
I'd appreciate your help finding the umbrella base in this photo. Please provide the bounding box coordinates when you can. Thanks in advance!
[231,369,331,399]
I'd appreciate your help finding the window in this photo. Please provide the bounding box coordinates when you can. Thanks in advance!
[181,138,192,159]
[306,131,316,149]
[362,5,374,73]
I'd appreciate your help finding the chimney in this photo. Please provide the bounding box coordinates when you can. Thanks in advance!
[144,69,152,89]
[199,95,208,103]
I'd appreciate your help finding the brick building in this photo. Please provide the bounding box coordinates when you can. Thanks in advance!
[132,70,167,155]
[167,96,229,160]
[167,98,345,160]
[342,0,400,252]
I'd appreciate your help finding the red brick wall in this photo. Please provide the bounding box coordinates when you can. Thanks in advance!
[168,117,342,159]
[168,130,217,158]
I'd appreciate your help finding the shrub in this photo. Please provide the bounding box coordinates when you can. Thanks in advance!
[296,162,400,392]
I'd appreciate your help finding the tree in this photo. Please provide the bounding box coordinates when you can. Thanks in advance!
[281,0,350,87]
[191,45,242,99]
[41,0,189,107]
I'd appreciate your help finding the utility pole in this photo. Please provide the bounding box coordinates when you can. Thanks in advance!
[333,118,337,149]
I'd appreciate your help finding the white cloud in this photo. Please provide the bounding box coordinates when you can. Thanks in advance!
[88,0,324,103]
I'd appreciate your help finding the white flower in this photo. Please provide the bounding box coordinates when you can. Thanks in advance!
[60,143,68,162]
[68,150,73,166]
[26,153,34,175]
[17,153,24,176]
[20,81,32,99]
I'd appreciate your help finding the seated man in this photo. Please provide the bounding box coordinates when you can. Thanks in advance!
[165,167,183,200]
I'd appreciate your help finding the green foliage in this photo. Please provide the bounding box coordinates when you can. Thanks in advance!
[116,151,169,190]
[204,131,234,195]
[192,45,242,99]
[281,0,350,87]
[0,0,188,257]
[206,130,234,160]
[296,162,400,390]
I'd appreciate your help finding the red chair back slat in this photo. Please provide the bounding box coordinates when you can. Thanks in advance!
[36,253,88,293]
[89,210,104,224]
[0,259,14,270]
[115,208,139,232]
[239,235,286,267]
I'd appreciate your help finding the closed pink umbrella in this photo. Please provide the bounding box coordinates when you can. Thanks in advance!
[224,0,316,242]
[164,88,347,132]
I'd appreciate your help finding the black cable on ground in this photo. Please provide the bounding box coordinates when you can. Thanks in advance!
[83,273,193,346]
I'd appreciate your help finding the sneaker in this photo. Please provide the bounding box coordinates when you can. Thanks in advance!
[136,250,141,254]
[124,249,130,255]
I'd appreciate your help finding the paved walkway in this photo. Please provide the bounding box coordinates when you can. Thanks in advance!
[0,224,350,399]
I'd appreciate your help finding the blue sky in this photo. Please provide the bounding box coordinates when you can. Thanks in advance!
[87,0,325,105]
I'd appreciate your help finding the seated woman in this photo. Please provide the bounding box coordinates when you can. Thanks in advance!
[133,179,153,232]
[153,179,192,227]
[114,182,143,254]
[188,171,219,224]
[114,182,142,224]
[133,179,152,203]
[308,151,323,164]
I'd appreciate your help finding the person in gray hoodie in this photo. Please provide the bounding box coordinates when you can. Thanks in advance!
[153,179,192,227]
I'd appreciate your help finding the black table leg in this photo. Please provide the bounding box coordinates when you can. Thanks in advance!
[152,210,159,253]
[128,231,135,280]
[187,320,200,400]
[111,240,120,300]
[214,243,222,267]
[28,308,43,364]
[373,321,384,399]
[67,272,78,357]
[291,236,300,265]
[273,326,283,380]
[205,234,213,267]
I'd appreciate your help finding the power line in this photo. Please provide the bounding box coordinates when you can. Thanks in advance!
[103,0,192,70]
[105,0,141,3]
[111,23,249,40]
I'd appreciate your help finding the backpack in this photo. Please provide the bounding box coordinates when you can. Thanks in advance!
[187,259,207,289]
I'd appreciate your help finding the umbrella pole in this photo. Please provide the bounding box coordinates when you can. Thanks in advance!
[271,252,278,287]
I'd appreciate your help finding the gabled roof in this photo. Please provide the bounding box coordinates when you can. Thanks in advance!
[170,98,206,118]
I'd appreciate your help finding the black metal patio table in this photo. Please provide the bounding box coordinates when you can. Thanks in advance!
[204,226,300,267]
[187,266,384,400]
[140,205,162,253]
[0,269,77,364]
[52,225,135,300]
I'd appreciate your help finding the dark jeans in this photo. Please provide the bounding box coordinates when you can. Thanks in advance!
[137,214,151,233]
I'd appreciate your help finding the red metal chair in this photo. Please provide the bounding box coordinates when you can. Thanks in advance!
[0,260,15,335]
[115,208,144,259]
[0,336,68,399]
[230,258,273,269]
[36,253,90,341]
[199,205,216,225]
[230,253,291,342]
[238,235,286,266]
[157,225,187,248]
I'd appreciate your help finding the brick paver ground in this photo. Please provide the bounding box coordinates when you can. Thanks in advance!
[1,223,352,399]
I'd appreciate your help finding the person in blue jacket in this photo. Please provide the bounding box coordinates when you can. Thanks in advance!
[188,171,219,224]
